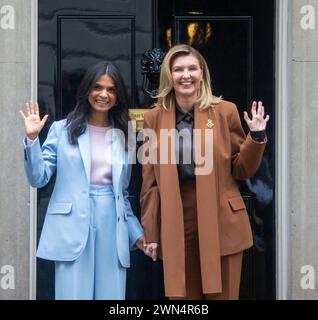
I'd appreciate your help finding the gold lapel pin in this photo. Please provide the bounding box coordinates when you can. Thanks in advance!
[206,119,214,129]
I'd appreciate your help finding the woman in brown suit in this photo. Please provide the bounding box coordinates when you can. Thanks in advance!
[140,44,269,300]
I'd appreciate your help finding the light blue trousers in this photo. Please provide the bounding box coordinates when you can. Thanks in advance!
[55,184,126,300]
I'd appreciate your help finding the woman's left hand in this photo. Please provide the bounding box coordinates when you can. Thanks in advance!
[244,101,270,131]
[136,235,146,251]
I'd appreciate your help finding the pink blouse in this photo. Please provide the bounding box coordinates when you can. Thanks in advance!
[88,124,112,185]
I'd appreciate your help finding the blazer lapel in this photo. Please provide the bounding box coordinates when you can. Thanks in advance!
[159,101,179,190]
[158,103,187,295]
[194,105,222,292]
[78,126,91,184]
[111,125,124,195]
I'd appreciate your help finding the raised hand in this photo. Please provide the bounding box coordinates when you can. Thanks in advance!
[243,101,269,132]
[19,101,48,140]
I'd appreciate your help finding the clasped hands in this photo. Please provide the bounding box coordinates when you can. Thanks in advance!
[136,236,158,262]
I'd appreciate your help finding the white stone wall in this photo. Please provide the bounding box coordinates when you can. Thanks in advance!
[0,0,32,299]
[290,0,318,299]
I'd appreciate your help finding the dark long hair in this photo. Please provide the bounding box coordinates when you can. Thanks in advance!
[66,61,130,147]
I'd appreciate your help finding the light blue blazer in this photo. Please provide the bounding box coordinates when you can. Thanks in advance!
[23,119,143,268]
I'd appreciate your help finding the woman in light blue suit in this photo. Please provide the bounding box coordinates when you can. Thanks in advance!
[20,61,145,300]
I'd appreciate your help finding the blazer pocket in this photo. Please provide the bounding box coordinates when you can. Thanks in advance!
[47,202,72,215]
[228,196,246,213]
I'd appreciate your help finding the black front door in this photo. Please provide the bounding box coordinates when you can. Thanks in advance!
[38,0,275,300]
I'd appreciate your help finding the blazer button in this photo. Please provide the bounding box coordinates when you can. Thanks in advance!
[117,216,120,222]
[117,195,119,201]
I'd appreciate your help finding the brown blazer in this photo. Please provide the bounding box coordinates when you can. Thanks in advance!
[140,100,266,297]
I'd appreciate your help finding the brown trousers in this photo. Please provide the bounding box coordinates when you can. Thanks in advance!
[169,179,243,300]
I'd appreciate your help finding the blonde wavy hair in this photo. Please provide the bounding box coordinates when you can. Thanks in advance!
[155,44,222,110]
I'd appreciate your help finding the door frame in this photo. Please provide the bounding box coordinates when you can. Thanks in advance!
[29,0,290,300]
